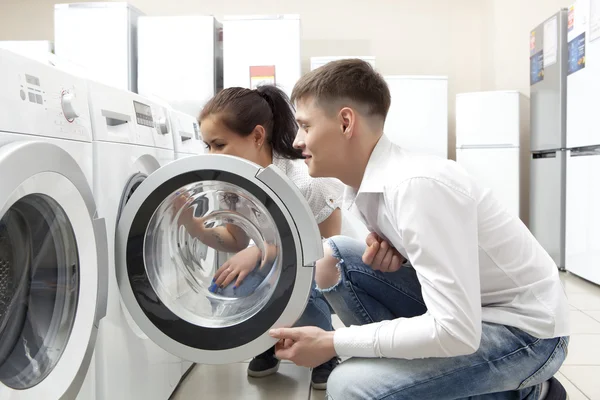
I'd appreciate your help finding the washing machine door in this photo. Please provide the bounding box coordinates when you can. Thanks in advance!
[115,154,322,364]
[0,141,108,399]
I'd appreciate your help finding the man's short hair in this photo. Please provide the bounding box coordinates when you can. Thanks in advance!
[291,58,391,120]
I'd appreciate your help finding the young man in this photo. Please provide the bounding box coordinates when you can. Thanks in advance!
[269,59,570,399]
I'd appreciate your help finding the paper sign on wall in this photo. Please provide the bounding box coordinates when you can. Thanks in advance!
[568,32,586,75]
[590,0,600,41]
[543,16,558,67]
[530,51,545,85]
[530,31,536,55]
[250,66,276,89]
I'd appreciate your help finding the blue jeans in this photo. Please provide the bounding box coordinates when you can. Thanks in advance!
[320,236,569,400]
[212,261,333,334]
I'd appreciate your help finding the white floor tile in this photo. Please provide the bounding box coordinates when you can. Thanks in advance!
[561,366,600,399]
[310,388,327,400]
[563,334,600,366]
[556,371,590,400]
[568,293,600,311]
[173,362,311,400]
[332,315,345,330]
[561,272,600,296]
[584,311,600,323]
[570,310,600,334]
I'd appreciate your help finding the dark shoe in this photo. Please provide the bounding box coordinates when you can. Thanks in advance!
[544,377,568,400]
[247,346,280,378]
[311,357,340,390]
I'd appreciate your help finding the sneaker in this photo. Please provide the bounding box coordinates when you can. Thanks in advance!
[311,357,340,390]
[543,377,568,400]
[247,346,280,378]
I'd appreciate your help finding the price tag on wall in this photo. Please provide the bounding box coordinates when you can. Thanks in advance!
[250,66,276,89]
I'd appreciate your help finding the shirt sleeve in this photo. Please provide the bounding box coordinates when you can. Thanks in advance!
[333,177,482,359]
[303,177,344,224]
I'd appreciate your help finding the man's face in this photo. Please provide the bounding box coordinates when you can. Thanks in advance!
[293,97,345,178]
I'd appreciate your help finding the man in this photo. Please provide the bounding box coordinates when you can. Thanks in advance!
[269,59,570,399]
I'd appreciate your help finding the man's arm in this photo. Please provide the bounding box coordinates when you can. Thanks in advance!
[334,177,482,359]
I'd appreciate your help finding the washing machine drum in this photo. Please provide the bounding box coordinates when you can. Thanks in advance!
[116,154,323,365]
[0,195,79,389]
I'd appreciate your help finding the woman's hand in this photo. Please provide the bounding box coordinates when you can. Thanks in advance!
[212,246,262,290]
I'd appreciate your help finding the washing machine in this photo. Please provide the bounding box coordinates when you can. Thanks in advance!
[86,80,184,400]
[170,109,205,159]
[0,49,107,399]
[112,152,322,369]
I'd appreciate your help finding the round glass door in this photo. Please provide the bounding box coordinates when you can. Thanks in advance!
[145,180,283,328]
[0,195,79,390]
[116,154,322,364]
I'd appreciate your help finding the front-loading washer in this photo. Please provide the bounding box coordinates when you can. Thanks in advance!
[114,152,323,370]
[87,80,185,400]
[170,109,205,159]
[0,49,107,399]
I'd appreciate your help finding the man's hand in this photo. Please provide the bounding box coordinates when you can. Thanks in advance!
[362,232,405,272]
[269,327,336,368]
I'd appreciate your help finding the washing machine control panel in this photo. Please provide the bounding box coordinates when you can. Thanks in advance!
[0,48,92,141]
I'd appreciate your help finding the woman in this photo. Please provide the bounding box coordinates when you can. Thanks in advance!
[184,84,344,390]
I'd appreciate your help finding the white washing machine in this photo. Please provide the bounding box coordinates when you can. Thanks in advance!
[170,109,205,159]
[0,49,107,399]
[86,80,183,400]
[112,154,322,366]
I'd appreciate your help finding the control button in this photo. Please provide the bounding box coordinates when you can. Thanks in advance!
[20,90,26,100]
[28,92,36,103]
[35,94,43,104]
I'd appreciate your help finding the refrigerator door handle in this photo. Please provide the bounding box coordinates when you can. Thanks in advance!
[569,145,600,157]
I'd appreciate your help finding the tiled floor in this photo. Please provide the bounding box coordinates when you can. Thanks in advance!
[174,271,600,400]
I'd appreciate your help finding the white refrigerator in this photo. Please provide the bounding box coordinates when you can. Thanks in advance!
[384,75,448,159]
[565,0,600,284]
[455,91,531,225]
[54,2,143,92]
[223,15,301,97]
[137,16,223,119]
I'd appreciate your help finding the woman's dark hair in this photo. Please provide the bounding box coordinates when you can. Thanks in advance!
[199,85,303,159]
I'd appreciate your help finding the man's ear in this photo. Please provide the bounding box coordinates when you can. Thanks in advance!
[338,107,356,139]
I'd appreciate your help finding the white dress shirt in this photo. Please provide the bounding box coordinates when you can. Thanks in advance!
[333,134,570,360]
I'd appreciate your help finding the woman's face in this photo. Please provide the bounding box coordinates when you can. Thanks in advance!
[200,115,263,164]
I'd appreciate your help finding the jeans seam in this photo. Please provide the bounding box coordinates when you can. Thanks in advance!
[344,278,376,325]
[347,268,426,308]
[517,337,567,390]
[377,336,546,400]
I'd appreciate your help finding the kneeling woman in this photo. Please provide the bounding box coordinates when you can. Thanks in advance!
[179,84,343,390]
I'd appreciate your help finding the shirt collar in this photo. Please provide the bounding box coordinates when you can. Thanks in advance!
[343,134,394,208]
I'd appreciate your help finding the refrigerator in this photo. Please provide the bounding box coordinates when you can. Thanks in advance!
[565,0,600,285]
[137,16,223,119]
[455,91,531,226]
[223,15,301,98]
[310,56,376,71]
[385,75,448,159]
[529,9,569,271]
[54,2,143,92]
